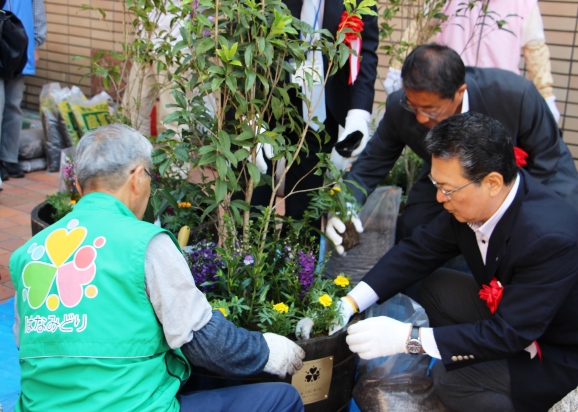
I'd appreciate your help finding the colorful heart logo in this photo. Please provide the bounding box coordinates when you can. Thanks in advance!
[45,227,87,267]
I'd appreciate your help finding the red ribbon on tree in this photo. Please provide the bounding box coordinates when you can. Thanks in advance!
[479,277,542,361]
[337,11,364,85]
[514,146,529,167]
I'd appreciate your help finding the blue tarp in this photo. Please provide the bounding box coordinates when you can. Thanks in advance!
[0,297,20,412]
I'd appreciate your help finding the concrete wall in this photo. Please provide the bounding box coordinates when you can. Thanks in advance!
[24,0,578,164]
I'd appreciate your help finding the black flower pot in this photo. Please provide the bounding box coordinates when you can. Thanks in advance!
[31,201,56,236]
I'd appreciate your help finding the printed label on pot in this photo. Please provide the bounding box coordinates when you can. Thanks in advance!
[291,356,333,405]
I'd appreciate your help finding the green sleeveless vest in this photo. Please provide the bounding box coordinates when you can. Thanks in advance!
[11,192,190,411]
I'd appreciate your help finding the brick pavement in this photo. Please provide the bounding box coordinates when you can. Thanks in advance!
[0,171,60,305]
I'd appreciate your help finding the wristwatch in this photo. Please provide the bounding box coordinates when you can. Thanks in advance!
[406,326,424,355]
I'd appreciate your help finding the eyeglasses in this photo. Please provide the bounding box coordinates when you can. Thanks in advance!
[131,166,152,179]
[428,173,481,200]
[400,92,452,121]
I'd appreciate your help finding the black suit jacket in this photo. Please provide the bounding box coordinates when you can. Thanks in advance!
[349,67,578,208]
[282,0,379,126]
[362,170,578,411]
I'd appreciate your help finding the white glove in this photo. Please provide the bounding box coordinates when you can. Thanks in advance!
[263,332,306,378]
[295,317,315,340]
[545,95,561,124]
[339,109,371,158]
[247,143,274,174]
[346,316,412,360]
[244,116,274,174]
[325,215,363,255]
[383,67,402,95]
[328,297,356,336]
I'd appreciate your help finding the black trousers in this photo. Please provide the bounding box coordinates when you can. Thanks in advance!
[250,111,339,226]
[416,268,515,412]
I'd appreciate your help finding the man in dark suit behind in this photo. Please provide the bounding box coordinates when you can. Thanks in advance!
[251,0,379,223]
[334,112,578,411]
[327,44,578,247]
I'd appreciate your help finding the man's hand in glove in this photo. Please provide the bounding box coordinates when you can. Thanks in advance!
[336,109,371,160]
[244,116,274,174]
[247,143,274,174]
[346,316,412,360]
[328,296,356,336]
[263,332,306,378]
[296,296,357,339]
[325,215,363,255]
[383,67,402,95]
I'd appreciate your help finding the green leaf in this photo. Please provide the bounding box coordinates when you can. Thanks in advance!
[160,188,179,210]
[211,77,225,92]
[216,156,228,181]
[198,153,217,167]
[198,145,216,156]
[225,76,237,93]
[196,37,215,55]
[228,42,239,60]
[246,162,261,186]
[214,178,227,202]
[208,65,226,75]
[245,70,257,91]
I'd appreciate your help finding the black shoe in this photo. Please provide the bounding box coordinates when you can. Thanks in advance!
[2,161,24,178]
[0,164,9,181]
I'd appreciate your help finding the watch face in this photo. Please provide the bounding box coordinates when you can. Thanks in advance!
[407,338,422,355]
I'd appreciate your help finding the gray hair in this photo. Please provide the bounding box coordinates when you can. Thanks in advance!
[74,124,153,191]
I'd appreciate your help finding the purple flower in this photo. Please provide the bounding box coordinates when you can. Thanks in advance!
[243,255,254,265]
[297,250,316,295]
[185,240,223,293]
[62,163,76,193]
[191,0,200,18]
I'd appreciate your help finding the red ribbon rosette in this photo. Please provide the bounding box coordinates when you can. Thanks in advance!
[479,277,542,360]
[513,146,529,167]
[337,11,364,85]
[479,277,503,314]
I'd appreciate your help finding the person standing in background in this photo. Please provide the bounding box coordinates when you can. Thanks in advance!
[249,0,379,223]
[384,0,561,122]
[0,0,47,181]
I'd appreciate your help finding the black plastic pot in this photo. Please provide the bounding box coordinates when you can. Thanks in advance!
[31,201,55,236]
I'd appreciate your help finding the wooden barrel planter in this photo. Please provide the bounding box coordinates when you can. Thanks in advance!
[182,317,361,412]
[31,201,55,236]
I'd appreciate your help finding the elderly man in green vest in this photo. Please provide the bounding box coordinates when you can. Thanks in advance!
[10,124,305,412]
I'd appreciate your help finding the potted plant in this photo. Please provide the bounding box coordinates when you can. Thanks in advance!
[31,152,78,235]
[74,0,376,408]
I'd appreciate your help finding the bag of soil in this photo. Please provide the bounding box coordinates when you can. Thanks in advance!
[41,108,70,172]
[353,294,448,411]
[19,127,45,160]
[19,157,47,173]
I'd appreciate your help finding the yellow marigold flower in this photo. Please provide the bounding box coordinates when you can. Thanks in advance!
[217,307,227,317]
[178,201,192,208]
[69,199,77,205]
[334,275,350,287]
[319,294,332,307]
[273,302,289,313]
[333,186,341,192]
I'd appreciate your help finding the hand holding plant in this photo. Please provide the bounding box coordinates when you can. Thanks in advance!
[308,160,364,253]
